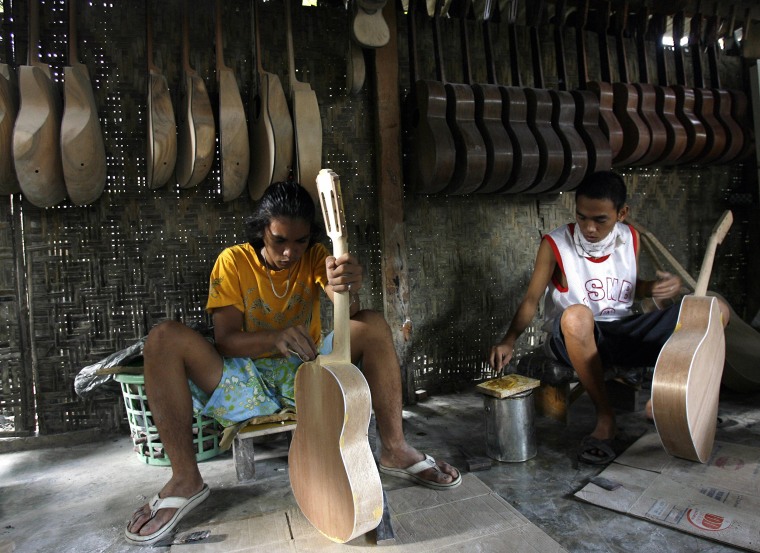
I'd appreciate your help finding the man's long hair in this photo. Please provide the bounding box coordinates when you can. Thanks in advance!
[245,181,324,249]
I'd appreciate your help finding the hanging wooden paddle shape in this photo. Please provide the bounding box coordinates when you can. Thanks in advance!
[704,7,744,165]
[13,0,66,207]
[249,0,293,200]
[214,0,249,201]
[61,0,106,205]
[145,0,176,190]
[652,210,732,463]
[569,0,611,175]
[285,0,323,205]
[289,168,383,543]
[0,47,19,195]
[176,2,215,189]
[404,0,455,194]
[649,12,688,165]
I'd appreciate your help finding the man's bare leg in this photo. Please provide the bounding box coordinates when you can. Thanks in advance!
[127,321,223,537]
[349,310,459,486]
[560,305,616,442]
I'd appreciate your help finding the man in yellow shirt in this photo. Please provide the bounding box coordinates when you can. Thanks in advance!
[125,181,460,546]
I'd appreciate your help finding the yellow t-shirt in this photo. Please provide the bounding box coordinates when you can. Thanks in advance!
[206,242,329,357]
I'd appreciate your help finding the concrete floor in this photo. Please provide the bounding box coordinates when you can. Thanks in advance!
[1,382,758,553]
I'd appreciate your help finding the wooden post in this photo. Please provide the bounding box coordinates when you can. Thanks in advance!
[372,0,415,404]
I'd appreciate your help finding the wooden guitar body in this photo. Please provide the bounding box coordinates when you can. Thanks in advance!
[177,6,215,190]
[711,88,743,164]
[177,70,215,189]
[409,79,455,193]
[286,0,322,204]
[217,67,250,201]
[672,84,707,164]
[499,86,539,193]
[587,81,623,160]
[693,88,727,165]
[632,82,667,165]
[652,210,732,463]
[611,82,650,165]
[61,62,107,204]
[61,0,106,205]
[249,0,293,200]
[14,64,67,207]
[548,89,587,191]
[0,63,18,194]
[289,169,383,543]
[653,85,688,165]
[652,296,724,463]
[524,87,564,194]
[472,83,513,194]
[444,82,487,195]
[571,89,611,174]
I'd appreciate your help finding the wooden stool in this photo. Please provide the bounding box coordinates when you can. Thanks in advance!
[233,420,297,482]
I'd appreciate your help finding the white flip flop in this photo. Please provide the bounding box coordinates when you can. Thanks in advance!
[125,484,210,546]
[379,454,462,490]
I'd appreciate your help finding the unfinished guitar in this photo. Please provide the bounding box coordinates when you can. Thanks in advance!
[288,169,383,543]
[651,211,732,463]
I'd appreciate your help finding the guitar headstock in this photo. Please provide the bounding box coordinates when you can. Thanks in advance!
[316,169,347,256]
[710,210,733,246]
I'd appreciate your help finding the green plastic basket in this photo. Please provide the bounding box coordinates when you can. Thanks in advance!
[115,373,221,466]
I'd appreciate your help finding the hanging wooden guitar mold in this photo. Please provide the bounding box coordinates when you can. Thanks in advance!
[61,0,107,205]
[289,169,383,543]
[145,0,176,190]
[0,45,19,195]
[13,0,67,207]
[215,0,249,201]
[651,210,732,463]
[176,1,215,189]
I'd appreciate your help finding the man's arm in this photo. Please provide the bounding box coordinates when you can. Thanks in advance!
[631,229,683,300]
[489,239,557,373]
[212,306,317,361]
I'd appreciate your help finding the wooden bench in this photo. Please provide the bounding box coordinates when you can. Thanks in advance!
[227,416,297,482]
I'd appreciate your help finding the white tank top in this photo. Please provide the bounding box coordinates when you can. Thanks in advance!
[542,222,638,327]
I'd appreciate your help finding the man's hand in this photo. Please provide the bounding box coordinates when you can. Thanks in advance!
[651,270,682,300]
[326,253,363,294]
[489,343,515,375]
[275,325,317,362]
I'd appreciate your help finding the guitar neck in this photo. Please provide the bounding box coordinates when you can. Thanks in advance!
[694,210,733,296]
[689,12,706,88]
[330,234,352,363]
[431,0,447,84]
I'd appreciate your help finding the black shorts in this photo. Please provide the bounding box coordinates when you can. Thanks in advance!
[547,300,683,368]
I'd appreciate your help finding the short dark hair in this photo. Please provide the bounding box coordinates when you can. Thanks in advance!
[575,171,627,211]
[245,181,324,249]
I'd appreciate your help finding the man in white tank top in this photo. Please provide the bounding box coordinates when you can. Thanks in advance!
[488,171,729,465]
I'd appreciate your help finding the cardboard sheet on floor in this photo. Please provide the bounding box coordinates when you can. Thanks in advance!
[575,431,760,551]
[173,473,568,552]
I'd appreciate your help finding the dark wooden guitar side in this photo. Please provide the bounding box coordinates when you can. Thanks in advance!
[571,0,612,175]
[704,9,744,165]
[630,5,667,165]
[459,0,513,194]
[688,9,728,165]
[608,0,649,166]
[523,0,565,193]
[584,0,623,161]
[433,0,487,195]
[550,0,588,191]
[404,0,455,194]
[671,11,708,165]
[650,12,688,165]
[490,0,540,193]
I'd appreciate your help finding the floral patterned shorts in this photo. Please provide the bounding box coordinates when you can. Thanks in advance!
[189,333,334,427]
